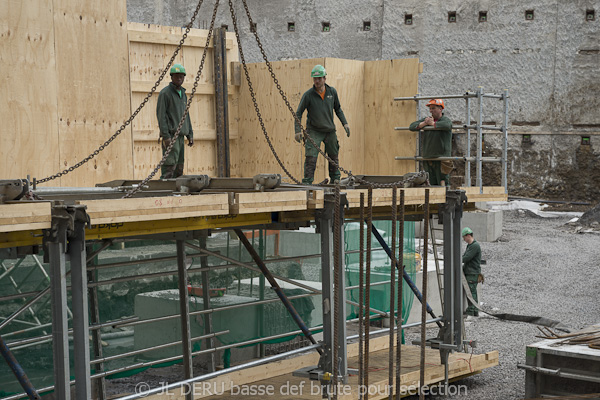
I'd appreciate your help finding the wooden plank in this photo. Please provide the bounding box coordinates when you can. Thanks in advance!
[230,190,308,214]
[53,0,134,186]
[0,0,60,182]
[307,190,324,209]
[78,194,229,224]
[460,186,508,202]
[127,26,234,49]
[364,59,420,176]
[0,203,52,232]
[344,187,447,208]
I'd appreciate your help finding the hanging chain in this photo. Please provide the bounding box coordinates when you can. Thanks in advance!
[228,0,301,183]
[235,0,423,189]
[122,0,221,198]
[36,0,207,184]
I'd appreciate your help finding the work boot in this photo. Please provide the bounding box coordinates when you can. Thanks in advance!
[328,155,341,183]
[161,164,177,179]
[174,164,184,178]
[302,156,318,184]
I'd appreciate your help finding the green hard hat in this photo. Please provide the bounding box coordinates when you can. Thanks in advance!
[462,227,473,237]
[170,64,186,75]
[311,64,327,78]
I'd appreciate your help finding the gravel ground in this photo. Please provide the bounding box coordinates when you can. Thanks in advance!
[403,209,600,399]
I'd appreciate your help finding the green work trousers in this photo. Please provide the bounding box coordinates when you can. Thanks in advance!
[465,273,479,316]
[424,160,450,187]
[161,136,186,179]
[302,130,340,184]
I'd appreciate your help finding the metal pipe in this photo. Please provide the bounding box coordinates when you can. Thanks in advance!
[502,89,509,191]
[0,285,49,332]
[395,125,470,131]
[394,156,502,162]
[89,330,229,365]
[115,293,318,329]
[371,225,443,329]
[0,334,41,399]
[33,187,127,194]
[188,243,320,293]
[346,300,388,317]
[482,93,504,99]
[477,87,484,190]
[517,364,600,384]
[115,343,322,400]
[394,93,477,101]
[347,317,443,341]
[466,96,472,187]
[86,253,203,271]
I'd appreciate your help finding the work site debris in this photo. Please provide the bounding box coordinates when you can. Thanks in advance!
[536,325,600,349]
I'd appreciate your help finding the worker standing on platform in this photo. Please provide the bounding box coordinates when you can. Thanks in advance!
[462,227,482,317]
[409,99,453,187]
[295,64,350,185]
[156,63,194,179]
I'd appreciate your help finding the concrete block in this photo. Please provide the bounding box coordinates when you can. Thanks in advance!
[461,210,503,242]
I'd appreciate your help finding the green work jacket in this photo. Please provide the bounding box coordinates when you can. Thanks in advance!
[409,115,452,157]
[462,240,482,276]
[156,83,194,139]
[295,84,348,134]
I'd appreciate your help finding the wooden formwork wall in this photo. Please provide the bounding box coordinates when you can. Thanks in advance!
[236,58,420,181]
[127,22,240,179]
[1,0,133,186]
[1,1,419,186]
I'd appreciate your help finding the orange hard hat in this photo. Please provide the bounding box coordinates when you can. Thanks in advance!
[425,99,444,109]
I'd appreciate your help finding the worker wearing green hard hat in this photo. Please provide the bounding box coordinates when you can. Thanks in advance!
[294,64,351,184]
[156,63,194,179]
[462,227,482,317]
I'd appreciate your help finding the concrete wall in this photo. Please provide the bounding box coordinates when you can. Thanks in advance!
[127,0,600,201]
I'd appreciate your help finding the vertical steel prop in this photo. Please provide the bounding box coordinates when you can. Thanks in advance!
[332,185,341,399]
[388,187,397,399]
[364,186,373,399]
[358,193,365,400]
[396,189,405,397]
[419,189,430,400]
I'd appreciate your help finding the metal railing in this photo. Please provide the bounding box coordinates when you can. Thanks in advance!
[394,87,509,192]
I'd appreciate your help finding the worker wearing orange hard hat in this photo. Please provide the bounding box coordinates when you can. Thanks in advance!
[409,99,453,187]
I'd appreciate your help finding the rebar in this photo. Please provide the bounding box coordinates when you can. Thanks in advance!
[365,185,373,399]
[419,189,430,400]
[332,185,341,398]
[358,192,365,400]
[388,187,397,399]
[396,189,405,397]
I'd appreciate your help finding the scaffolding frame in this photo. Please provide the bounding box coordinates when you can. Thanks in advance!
[394,87,509,192]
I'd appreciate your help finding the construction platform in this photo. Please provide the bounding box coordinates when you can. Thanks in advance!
[141,335,499,400]
[0,181,506,399]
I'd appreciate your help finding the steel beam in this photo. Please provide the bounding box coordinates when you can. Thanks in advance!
[199,235,216,373]
[213,26,230,177]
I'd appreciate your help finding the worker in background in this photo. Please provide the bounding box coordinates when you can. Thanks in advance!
[295,64,350,184]
[409,99,453,187]
[462,227,482,317]
[156,63,194,179]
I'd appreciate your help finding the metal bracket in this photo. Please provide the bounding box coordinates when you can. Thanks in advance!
[176,175,211,193]
[43,205,89,260]
[0,179,28,203]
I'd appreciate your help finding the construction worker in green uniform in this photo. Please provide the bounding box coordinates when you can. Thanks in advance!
[156,63,194,179]
[409,99,453,187]
[462,227,481,317]
[295,64,350,184]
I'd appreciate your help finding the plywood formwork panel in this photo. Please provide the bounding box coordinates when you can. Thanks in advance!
[0,0,59,181]
[323,58,365,178]
[52,0,133,186]
[364,59,420,176]
[128,23,240,179]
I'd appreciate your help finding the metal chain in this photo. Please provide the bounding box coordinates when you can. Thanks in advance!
[236,0,422,189]
[37,0,207,185]
[122,0,220,198]
[227,0,301,183]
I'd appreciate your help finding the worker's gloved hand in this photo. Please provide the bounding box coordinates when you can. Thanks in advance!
[187,137,194,147]
[344,124,350,137]
[162,137,172,148]
[294,132,302,143]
